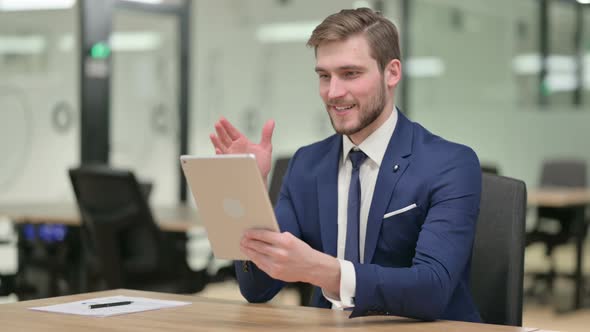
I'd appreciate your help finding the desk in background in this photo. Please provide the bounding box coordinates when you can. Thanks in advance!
[1,202,200,232]
[527,188,590,311]
[0,203,202,298]
[528,189,590,208]
[0,289,547,332]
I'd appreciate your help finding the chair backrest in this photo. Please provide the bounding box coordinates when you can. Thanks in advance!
[470,173,527,326]
[268,156,291,207]
[480,163,500,175]
[69,165,163,289]
[540,159,586,188]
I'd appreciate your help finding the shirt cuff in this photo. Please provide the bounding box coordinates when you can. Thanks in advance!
[321,259,356,309]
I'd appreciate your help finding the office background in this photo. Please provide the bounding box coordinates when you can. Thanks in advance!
[1,1,590,329]
[1,0,589,206]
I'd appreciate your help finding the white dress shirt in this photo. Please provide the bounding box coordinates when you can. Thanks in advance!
[322,107,398,309]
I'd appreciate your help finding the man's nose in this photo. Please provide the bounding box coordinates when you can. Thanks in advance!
[327,78,346,100]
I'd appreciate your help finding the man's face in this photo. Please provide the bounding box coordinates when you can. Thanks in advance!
[315,34,388,139]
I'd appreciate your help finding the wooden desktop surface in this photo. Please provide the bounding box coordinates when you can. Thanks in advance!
[0,203,200,232]
[528,188,590,208]
[0,289,544,332]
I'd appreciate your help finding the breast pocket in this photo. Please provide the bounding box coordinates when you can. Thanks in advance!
[383,203,418,220]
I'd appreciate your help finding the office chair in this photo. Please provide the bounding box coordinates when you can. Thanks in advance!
[268,156,291,206]
[470,173,527,326]
[268,156,314,306]
[69,165,208,294]
[525,159,587,298]
[480,163,500,175]
[0,219,17,296]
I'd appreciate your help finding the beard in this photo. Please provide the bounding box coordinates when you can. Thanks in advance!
[327,82,387,136]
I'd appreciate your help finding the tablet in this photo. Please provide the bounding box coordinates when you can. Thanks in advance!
[180,154,280,260]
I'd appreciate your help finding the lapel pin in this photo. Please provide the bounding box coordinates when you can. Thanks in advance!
[393,164,399,172]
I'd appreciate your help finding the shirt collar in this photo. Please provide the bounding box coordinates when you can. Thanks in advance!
[342,106,398,167]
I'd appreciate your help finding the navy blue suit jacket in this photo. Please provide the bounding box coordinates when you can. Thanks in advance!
[235,111,482,322]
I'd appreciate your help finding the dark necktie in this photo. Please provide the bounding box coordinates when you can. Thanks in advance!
[345,149,368,263]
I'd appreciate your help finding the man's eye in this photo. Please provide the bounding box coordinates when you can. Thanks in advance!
[318,74,330,80]
[344,71,359,78]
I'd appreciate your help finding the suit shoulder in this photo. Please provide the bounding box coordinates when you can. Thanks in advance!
[411,121,479,166]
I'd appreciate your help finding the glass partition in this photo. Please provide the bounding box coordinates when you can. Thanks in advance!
[409,0,536,111]
[585,7,590,104]
[110,8,180,206]
[190,0,402,161]
[547,0,578,106]
[407,0,590,188]
[0,4,79,203]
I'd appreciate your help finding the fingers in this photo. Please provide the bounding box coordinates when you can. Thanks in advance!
[214,122,233,147]
[242,246,277,278]
[241,238,288,276]
[244,229,285,245]
[241,238,275,267]
[209,134,226,154]
[241,237,277,256]
[219,117,242,141]
[260,119,275,147]
[211,116,238,153]
[241,231,293,261]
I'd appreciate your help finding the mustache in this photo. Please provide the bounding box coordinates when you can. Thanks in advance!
[326,98,356,106]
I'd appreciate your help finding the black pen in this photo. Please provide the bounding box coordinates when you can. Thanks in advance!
[89,301,133,309]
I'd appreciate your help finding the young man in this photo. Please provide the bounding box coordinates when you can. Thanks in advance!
[210,8,482,322]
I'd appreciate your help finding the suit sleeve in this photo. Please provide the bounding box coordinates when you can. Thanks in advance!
[234,150,303,303]
[351,147,481,320]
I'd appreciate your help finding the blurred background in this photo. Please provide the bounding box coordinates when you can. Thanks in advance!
[1,0,589,330]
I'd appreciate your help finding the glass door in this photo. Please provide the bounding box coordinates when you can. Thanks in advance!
[110,6,180,206]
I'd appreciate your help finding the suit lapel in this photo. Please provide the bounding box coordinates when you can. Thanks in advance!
[316,135,342,258]
[364,110,414,263]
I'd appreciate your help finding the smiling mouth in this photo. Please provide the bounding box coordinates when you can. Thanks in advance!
[332,104,356,112]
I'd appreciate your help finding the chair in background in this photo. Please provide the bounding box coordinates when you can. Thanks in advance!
[69,165,208,294]
[268,156,291,206]
[525,159,587,299]
[138,181,153,200]
[0,218,17,297]
[470,173,527,326]
[480,163,500,175]
[268,156,314,306]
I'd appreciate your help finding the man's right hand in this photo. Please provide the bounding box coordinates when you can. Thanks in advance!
[209,117,275,183]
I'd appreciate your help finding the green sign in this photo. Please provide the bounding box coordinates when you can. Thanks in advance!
[540,79,551,97]
[90,42,111,59]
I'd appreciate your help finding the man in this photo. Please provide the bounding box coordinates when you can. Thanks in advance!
[210,8,482,322]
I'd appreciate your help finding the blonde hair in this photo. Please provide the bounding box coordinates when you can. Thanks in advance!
[307,8,401,71]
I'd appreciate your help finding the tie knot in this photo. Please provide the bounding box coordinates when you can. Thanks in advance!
[349,149,368,170]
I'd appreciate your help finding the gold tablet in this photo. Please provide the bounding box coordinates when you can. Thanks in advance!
[180,154,280,260]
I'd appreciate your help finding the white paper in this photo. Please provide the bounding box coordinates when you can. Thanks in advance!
[29,295,191,317]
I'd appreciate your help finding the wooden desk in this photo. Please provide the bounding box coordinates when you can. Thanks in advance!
[0,289,544,332]
[527,188,590,311]
[0,202,201,232]
[528,188,590,208]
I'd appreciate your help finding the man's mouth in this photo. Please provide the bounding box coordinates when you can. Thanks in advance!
[332,104,356,112]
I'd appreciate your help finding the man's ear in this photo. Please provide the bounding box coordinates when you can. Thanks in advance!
[384,59,402,88]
